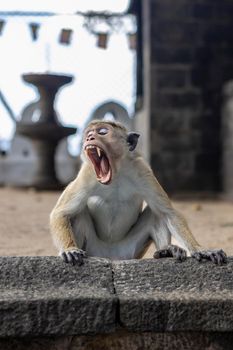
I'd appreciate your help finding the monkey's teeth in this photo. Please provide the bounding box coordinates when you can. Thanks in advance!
[97,147,101,158]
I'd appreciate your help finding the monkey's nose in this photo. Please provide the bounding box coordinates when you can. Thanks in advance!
[86,131,95,141]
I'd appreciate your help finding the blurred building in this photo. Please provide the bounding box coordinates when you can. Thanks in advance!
[135,0,233,195]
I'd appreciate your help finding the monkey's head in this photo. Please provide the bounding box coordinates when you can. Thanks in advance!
[82,120,140,185]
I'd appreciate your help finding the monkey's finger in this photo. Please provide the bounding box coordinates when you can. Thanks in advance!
[61,252,69,263]
[79,249,87,258]
[153,251,160,259]
[72,251,84,265]
[164,249,173,257]
[215,251,227,265]
[153,251,161,259]
[219,249,227,257]
[67,252,76,265]
[214,253,221,264]
[175,253,186,262]
[178,249,187,262]
[168,245,186,262]
[218,250,227,264]
[222,252,228,264]
[192,252,202,262]
[209,252,218,264]
[153,249,171,259]
[217,253,224,265]
[213,252,222,265]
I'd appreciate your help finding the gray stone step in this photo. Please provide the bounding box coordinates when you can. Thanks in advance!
[0,256,116,337]
[113,258,233,332]
[0,256,233,339]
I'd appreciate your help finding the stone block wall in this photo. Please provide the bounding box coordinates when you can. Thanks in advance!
[0,256,233,349]
[148,0,233,193]
[222,82,233,199]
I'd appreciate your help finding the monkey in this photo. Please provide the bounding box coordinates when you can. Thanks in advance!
[50,120,227,266]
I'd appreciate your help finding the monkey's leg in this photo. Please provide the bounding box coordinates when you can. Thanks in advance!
[165,210,227,265]
[108,206,156,259]
[71,209,99,252]
[72,209,147,260]
[71,209,124,259]
[151,218,187,262]
[131,207,155,257]
[118,207,186,260]
[116,207,181,260]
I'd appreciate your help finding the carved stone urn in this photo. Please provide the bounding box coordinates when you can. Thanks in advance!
[16,73,77,189]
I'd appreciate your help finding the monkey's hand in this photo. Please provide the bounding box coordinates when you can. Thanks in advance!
[60,248,87,266]
[192,249,227,265]
[153,244,187,262]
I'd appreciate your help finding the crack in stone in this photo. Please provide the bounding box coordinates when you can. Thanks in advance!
[110,261,122,329]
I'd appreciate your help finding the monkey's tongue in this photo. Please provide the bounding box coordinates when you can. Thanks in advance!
[100,156,109,174]
[99,156,111,184]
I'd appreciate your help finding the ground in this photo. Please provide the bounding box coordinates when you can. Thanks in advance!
[0,187,232,257]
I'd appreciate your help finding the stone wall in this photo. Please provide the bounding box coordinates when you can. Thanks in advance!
[0,256,233,349]
[148,0,233,193]
[222,81,233,200]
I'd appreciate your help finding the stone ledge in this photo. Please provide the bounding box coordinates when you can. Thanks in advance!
[0,257,116,337]
[0,257,233,338]
[113,258,233,332]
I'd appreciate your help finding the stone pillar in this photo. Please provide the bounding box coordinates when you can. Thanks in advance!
[130,0,151,162]
[16,73,77,189]
[32,140,57,187]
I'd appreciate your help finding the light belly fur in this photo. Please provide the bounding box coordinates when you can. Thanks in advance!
[87,195,142,242]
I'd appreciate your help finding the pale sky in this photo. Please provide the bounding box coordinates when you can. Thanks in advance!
[0,0,130,14]
[0,0,135,154]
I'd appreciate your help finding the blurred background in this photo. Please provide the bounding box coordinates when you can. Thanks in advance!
[0,0,232,257]
[0,0,135,155]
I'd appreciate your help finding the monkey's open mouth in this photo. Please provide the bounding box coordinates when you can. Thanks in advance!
[85,145,112,184]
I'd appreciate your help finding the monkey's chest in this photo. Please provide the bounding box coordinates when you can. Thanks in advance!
[87,195,142,242]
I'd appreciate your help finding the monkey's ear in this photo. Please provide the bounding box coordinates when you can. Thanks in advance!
[127,132,140,151]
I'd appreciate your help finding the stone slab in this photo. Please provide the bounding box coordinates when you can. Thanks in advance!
[113,257,233,332]
[0,257,116,337]
[1,256,233,339]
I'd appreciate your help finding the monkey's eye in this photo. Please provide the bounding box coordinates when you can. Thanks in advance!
[98,128,108,135]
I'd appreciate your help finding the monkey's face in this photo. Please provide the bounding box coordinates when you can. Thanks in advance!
[82,122,128,185]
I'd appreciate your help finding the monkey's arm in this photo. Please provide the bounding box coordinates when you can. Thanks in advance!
[137,158,227,264]
[50,164,93,264]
